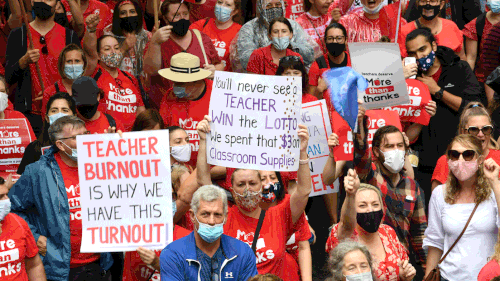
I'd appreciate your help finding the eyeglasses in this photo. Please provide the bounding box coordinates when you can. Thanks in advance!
[447,149,476,161]
[418,0,440,5]
[58,131,91,141]
[279,56,301,63]
[466,125,493,136]
[39,36,48,55]
[326,36,345,43]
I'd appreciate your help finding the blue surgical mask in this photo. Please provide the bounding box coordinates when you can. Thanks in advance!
[64,64,84,80]
[60,141,78,161]
[0,199,11,221]
[215,4,233,23]
[194,215,224,243]
[345,271,373,281]
[173,86,188,99]
[488,0,500,13]
[49,112,69,125]
[271,36,290,51]
[417,50,436,72]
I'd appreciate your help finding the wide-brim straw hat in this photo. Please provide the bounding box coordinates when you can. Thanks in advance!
[158,52,212,83]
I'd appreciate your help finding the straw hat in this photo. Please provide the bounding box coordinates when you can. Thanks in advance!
[158,52,212,83]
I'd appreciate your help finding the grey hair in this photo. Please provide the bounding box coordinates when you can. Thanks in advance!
[191,185,228,215]
[48,115,86,143]
[328,240,375,281]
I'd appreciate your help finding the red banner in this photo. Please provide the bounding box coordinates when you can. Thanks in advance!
[0,119,35,172]
[383,79,432,125]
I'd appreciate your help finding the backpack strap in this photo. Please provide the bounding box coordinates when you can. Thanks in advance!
[476,12,487,49]
[192,29,209,65]
[121,71,151,109]
[316,56,328,69]
[55,81,60,93]
[203,17,210,29]
[93,68,103,82]
[104,113,116,129]
[415,19,422,29]
[251,210,266,254]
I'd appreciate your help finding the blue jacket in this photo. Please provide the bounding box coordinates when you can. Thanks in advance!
[160,232,258,280]
[8,146,113,281]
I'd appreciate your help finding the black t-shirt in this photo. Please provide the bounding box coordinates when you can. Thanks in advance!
[328,54,348,68]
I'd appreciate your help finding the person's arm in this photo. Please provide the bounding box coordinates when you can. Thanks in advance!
[143,25,172,75]
[425,246,443,277]
[431,180,441,190]
[6,0,22,30]
[337,169,359,240]
[485,84,495,105]
[483,158,500,218]
[82,14,100,75]
[25,254,46,281]
[175,169,201,223]
[290,124,312,225]
[298,240,312,281]
[137,247,160,271]
[196,115,212,186]
[67,0,85,37]
[410,183,428,268]
[457,47,466,61]
[159,248,185,280]
[210,166,226,180]
[465,38,478,71]
[323,133,339,186]
[353,106,373,182]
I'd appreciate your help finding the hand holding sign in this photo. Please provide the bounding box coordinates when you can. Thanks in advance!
[298,124,309,152]
[197,115,211,140]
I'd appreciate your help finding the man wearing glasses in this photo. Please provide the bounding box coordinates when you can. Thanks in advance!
[8,115,114,281]
[5,0,80,136]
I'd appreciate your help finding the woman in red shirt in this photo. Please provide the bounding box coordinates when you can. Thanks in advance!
[247,17,302,75]
[478,232,500,281]
[275,56,318,104]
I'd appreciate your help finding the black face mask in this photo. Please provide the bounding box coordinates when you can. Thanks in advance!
[356,209,384,233]
[326,42,345,57]
[418,4,440,21]
[77,103,99,120]
[170,18,190,37]
[54,12,69,28]
[33,2,55,20]
[119,16,141,33]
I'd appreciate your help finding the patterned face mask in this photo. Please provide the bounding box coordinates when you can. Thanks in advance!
[100,52,124,68]
[233,187,262,212]
[263,7,283,24]
[416,50,436,72]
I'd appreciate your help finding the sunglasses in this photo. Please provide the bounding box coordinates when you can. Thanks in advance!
[279,55,301,63]
[40,36,48,55]
[447,149,476,161]
[466,125,493,136]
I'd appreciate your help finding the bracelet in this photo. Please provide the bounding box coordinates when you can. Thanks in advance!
[299,157,310,165]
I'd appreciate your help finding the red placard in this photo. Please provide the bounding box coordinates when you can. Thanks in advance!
[0,119,35,172]
[383,79,432,125]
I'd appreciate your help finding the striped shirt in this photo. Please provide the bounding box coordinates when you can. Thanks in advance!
[476,22,500,83]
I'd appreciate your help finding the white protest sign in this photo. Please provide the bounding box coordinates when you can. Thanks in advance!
[77,130,173,252]
[301,100,339,196]
[208,71,302,171]
[348,43,410,109]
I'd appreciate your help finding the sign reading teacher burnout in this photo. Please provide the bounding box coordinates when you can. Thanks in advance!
[208,71,302,171]
[349,43,410,109]
[77,130,173,253]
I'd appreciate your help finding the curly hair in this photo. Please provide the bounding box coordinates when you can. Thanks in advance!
[458,101,498,150]
[445,134,492,204]
[491,232,500,262]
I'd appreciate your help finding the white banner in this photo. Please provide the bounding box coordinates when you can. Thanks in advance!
[77,131,173,252]
[349,43,410,109]
[207,71,302,171]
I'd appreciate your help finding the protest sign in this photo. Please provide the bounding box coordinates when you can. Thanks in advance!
[0,119,34,171]
[77,130,173,253]
[301,100,338,196]
[383,79,432,125]
[207,71,302,171]
[349,43,410,109]
[332,110,402,161]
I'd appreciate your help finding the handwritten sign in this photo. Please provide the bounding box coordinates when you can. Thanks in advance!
[207,71,302,171]
[77,131,173,252]
[383,79,432,125]
[0,119,34,171]
[349,43,410,109]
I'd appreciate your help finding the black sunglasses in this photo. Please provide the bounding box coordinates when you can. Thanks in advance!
[279,55,301,63]
[447,149,476,161]
[40,36,48,55]
[466,125,493,136]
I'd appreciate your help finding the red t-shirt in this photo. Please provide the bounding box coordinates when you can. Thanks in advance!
[28,24,67,114]
[431,66,442,82]
[432,149,500,184]
[62,0,112,39]
[190,18,242,71]
[295,12,332,54]
[122,225,191,281]
[478,259,500,281]
[224,196,302,279]
[0,213,39,281]
[54,153,100,267]
[41,80,68,120]
[247,45,302,75]
[159,79,213,167]
[94,66,144,132]
[85,111,125,134]
[189,0,217,23]
[398,19,463,57]
[308,52,351,87]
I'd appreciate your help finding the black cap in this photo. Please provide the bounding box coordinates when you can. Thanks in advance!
[72,76,100,106]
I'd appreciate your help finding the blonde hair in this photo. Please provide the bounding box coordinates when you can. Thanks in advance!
[445,134,491,204]
[458,102,499,150]
[491,232,500,262]
[357,183,383,205]
[171,164,190,193]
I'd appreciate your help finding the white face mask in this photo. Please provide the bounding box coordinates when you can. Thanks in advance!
[345,271,373,281]
[381,149,405,173]
[362,1,384,14]
[0,92,8,112]
[171,144,192,163]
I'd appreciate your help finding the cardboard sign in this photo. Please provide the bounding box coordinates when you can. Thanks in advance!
[332,110,402,161]
[207,71,302,171]
[301,100,339,196]
[77,131,173,252]
[349,43,410,109]
[383,79,432,125]
[0,119,34,171]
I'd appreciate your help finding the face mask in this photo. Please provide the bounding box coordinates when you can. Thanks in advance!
[100,52,123,68]
[173,86,188,99]
[326,42,345,57]
[234,188,262,212]
[170,18,191,37]
[362,1,384,14]
[271,36,290,51]
[60,141,78,161]
[170,144,191,163]
[417,50,436,72]
[194,215,224,243]
[0,199,11,221]
[33,1,54,20]
[356,209,383,233]
[77,104,99,120]
[215,4,233,23]
[0,92,8,112]
[49,112,68,125]
[488,0,500,13]
[263,7,283,23]
[418,4,441,21]
[119,16,141,33]
[64,64,84,80]
[448,159,479,181]
[54,12,69,27]
[262,181,282,203]
[345,271,374,281]
[381,149,405,173]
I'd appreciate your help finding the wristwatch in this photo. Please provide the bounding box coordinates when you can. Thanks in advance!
[434,87,444,100]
